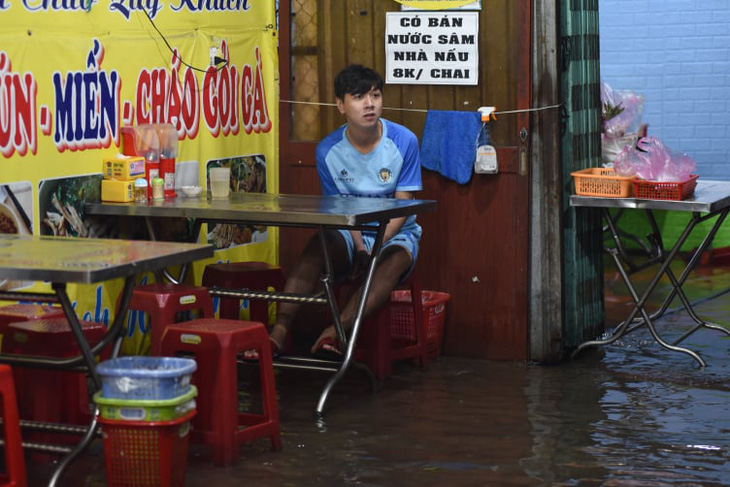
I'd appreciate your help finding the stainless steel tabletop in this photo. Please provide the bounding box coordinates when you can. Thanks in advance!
[0,234,214,283]
[86,192,437,227]
[0,234,213,486]
[570,179,730,213]
[86,191,437,418]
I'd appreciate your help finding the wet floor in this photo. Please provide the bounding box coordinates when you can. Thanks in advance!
[27,256,730,486]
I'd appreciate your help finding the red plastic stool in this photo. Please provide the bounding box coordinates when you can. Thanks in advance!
[4,318,108,449]
[0,304,65,327]
[124,283,214,356]
[0,364,26,487]
[159,318,281,466]
[202,262,286,324]
[352,273,430,380]
[0,304,65,352]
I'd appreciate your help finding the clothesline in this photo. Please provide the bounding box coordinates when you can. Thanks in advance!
[280,99,563,116]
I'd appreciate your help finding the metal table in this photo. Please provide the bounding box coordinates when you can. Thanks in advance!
[570,180,730,366]
[0,234,213,486]
[87,192,437,417]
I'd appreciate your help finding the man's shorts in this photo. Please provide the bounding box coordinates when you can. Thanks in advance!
[338,228,420,282]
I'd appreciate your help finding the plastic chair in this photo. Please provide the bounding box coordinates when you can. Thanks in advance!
[0,364,26,487]
[0,304,65,352]
[4,318,108,426]
[202,262,286,324]
[123,283,214,355]
[159,318,281,466]
[351,273,431,380]
[0,304,65,327]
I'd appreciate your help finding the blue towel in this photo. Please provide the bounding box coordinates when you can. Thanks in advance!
[420,110,482,184]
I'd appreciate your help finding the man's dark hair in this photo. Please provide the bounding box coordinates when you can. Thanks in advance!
[334,65,384,100]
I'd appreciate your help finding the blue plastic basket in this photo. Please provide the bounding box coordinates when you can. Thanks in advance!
[97,356,197,400]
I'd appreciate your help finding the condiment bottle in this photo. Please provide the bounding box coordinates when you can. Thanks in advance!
[134,178,148,203]
[156,124,178,198]
[152,177,164,200]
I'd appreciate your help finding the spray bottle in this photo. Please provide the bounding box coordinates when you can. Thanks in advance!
[475,106,498,174]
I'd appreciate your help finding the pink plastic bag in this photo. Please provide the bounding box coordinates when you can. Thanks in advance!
[613,136,696,182]
[601,82,645,139]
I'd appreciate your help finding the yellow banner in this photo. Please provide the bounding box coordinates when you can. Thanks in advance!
[1,0,280,354]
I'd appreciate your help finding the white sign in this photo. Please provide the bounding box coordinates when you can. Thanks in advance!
[385,12,479,85]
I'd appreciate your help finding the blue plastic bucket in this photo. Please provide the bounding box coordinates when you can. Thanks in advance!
[97,356,197,400]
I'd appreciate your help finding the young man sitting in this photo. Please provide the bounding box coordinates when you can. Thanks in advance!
[270,64,423,358]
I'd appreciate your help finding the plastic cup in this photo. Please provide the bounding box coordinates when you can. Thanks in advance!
[209,167,230,199]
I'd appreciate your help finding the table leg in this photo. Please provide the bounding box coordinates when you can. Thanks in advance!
[573,208,730,367]
[47,276,135,487]
[607,248,706,366]
[604,208,655,256]
[317,226,345,347]
[656,210,730,344]
[0,278,132,370]
[52,283,104,389]
[48,416,100,487]
[316,222,387,418]
[621,209,730,341]
[603,208,664,274]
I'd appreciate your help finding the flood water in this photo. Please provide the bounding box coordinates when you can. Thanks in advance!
[28,259,730,486]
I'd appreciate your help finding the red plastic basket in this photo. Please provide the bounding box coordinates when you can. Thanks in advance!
[390,290,451,359]
[633,174,698,201]
[99,410,195,487]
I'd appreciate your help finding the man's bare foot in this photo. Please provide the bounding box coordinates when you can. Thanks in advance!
[269,324,288,351]
[311,329,342,361]
[243,334,283,360]
[311,326,338,355]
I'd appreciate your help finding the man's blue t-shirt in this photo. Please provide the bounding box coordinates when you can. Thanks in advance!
[315,118,423,237]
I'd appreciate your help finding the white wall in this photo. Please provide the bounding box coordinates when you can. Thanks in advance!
[599,0,730,178]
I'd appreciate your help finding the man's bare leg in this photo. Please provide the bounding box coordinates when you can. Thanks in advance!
[269,230,350,350]
[311,245,413,354]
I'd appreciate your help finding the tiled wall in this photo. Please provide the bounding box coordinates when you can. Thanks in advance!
[599,0,730,179]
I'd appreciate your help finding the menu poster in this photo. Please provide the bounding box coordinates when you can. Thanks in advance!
[206,154,269,250]
[2,2,280,354]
